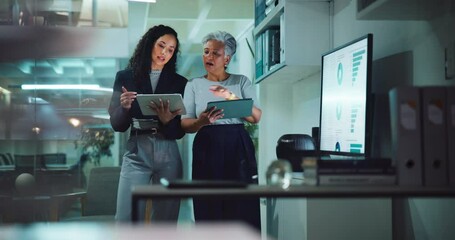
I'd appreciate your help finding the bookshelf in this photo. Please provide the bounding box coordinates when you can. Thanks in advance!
[253,0,330,84]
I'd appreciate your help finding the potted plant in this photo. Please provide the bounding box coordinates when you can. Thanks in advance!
[79,127,115,166]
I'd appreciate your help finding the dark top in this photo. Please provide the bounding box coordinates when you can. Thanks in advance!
[108,68,188,140]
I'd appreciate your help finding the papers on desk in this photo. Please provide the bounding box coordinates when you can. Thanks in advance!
[303,158,397,186]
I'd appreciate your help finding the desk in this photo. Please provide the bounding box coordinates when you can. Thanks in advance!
[132,185,455,200]
[131,185,455,240]
[0,167,83,194]
[0,191,85,223]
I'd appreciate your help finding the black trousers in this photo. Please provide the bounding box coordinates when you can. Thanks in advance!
[192,124,261,230]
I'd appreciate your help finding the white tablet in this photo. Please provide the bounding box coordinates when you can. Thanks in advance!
[136,94,186,116]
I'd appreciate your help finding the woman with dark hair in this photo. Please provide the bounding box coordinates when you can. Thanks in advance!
[181,31,262,230]
[108,25,187,222]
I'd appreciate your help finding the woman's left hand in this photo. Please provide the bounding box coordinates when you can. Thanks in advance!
[149,99,182,125]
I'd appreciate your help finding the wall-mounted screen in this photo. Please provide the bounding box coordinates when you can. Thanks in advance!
[319,34,373,157]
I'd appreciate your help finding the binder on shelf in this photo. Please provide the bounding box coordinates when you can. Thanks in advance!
[446,87,455,186]
[255,0,266,26]
[270,29,280,69]
[279,12,285,64]
[420,86,448,186]
[262,31,268,76]
[263,28,279,74]
[255,34,264,80]
[389,86,423,186]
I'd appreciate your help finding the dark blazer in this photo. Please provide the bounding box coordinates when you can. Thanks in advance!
[108,68,187,139]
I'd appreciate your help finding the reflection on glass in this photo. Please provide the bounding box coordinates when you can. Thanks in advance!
[0,57,126,223]
[0,0,128,27]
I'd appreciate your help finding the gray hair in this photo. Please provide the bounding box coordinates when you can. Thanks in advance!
[202,31,237,57]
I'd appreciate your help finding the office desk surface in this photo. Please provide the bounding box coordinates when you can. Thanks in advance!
[132,184,455,199]
[132,184,455,222]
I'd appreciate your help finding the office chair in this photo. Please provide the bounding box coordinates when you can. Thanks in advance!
[63,166,120,222]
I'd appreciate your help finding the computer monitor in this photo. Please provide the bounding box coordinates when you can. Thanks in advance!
[318,34,373,158]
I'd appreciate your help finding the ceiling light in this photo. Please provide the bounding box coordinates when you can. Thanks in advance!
[92,114,110,120]
[32,127,41,134]
[28,97,49,104]
[21,84,113,92]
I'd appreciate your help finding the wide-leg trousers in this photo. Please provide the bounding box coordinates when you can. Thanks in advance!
[115,133,182,222]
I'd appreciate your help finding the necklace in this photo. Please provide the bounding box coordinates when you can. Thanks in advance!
[207,73,230,82]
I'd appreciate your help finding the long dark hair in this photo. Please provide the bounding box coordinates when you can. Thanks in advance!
[127,25,180,85]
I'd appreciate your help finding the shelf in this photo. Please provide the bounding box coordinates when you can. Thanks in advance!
[253,0,284,36]
[253,0,330,83]
[255,63,320,84]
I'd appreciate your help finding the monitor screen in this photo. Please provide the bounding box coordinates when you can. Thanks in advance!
[319,34,373,158]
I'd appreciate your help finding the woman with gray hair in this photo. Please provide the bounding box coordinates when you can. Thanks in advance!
[181,31,262,230]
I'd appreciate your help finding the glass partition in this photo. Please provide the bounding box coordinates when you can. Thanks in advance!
[0,56,127,223]
[0,0,128,27]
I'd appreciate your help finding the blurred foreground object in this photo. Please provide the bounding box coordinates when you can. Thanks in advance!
[0,222,262,240]
[0,26,92,62]
[266,159,292,189]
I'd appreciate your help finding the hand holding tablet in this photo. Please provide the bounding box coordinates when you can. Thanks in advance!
[206,98,253,119]
[136,94,186,116]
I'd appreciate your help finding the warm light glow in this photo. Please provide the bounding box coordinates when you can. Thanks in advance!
[21,84,113,92]
[0,86,11,94]
[68,118,81,127]
[32,127,40,134]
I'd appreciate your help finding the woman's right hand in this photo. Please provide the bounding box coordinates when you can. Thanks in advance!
[199,106,224,125]
[120,86,137,110]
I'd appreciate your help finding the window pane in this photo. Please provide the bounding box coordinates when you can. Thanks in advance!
[0,57,126,223]
[0,0,128,27]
